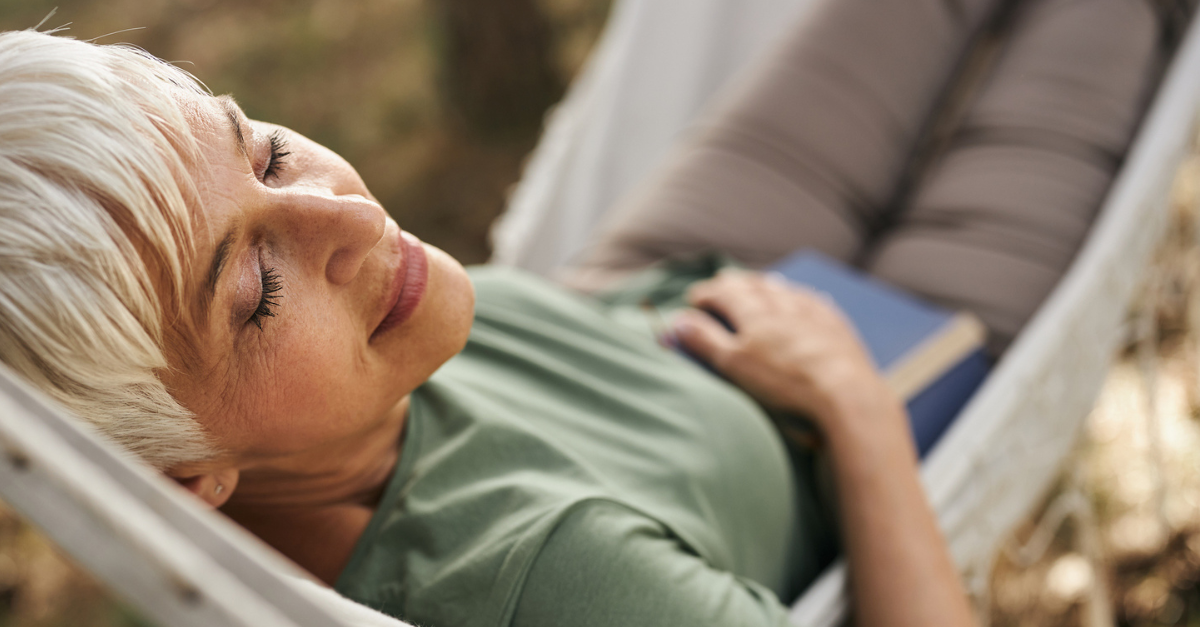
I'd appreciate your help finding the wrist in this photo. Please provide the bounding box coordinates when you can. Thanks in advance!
[808,376,910,452]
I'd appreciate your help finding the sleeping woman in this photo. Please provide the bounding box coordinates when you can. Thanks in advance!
[0,0,1164,625]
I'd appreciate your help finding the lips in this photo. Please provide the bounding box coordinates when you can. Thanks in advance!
[371,231,428,341]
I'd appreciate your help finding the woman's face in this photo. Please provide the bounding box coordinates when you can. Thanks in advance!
[164,93,474,473]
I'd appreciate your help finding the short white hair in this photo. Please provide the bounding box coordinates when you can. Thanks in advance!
[0,30,218,468]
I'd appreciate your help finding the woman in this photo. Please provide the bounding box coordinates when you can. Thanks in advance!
[0,0,1162,624]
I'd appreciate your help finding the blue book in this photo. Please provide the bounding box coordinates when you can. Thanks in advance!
[684,250,992,457]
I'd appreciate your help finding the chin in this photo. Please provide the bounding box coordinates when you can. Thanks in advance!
[423,243,476,356]
[376,241,474,392]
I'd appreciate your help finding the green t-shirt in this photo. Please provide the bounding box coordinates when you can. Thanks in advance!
[335,264,837,627]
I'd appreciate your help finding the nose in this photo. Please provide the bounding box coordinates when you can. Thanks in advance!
[274,189,386,285]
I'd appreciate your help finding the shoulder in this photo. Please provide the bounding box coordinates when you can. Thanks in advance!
[457,265,664,364]
[466,265,585,312]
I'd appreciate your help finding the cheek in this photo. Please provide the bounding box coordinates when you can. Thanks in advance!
[237,309,373,449]
[214,250,472,455]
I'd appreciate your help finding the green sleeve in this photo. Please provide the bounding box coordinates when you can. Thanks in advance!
[510,501,791,627]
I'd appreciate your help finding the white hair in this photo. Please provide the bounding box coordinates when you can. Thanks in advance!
[0,29,219,468]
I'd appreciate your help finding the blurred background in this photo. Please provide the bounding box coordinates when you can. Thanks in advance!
[0,1,1198,626]
[0,0,611,265]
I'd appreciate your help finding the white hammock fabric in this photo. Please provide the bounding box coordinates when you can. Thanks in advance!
[0,2,1195,626]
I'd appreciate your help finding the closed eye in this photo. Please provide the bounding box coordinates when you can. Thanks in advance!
[249,265,282,330]
[263,129,291,181]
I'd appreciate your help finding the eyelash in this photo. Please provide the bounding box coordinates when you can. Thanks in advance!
[249,266,282,330]
[263,130,291,181]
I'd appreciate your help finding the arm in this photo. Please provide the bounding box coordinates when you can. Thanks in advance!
[673,270,975,627]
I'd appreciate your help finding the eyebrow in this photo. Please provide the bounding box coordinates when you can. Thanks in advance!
[217,95,248,160]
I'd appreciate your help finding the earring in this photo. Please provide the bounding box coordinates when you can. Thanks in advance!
[214,483,225,496]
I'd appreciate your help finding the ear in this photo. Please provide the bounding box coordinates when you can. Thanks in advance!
[170,467,240,508]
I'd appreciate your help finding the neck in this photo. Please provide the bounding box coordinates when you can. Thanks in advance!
[221,396,409,584]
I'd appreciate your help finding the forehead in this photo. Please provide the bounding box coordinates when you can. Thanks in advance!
[174,94,245,237]
[176,93,228,138]
[168,93,249,338]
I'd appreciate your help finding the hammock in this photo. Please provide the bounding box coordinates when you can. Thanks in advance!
[0,1,1195,626]
[494,0,1200,624]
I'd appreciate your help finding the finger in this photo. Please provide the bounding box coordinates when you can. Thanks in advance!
[672,310,737,367]
[754,276,845,321]
[780,282,833,305]
[687,274,773,328]
[688,268,758,296]
[763,271,791,289]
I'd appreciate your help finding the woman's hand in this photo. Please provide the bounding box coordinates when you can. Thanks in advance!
[672,269,899,438]
[675,269,976,627]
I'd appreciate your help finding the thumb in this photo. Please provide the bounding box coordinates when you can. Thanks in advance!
[673,310,736,367]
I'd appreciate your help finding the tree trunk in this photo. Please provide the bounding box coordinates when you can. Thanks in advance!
[433,0,565,139]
